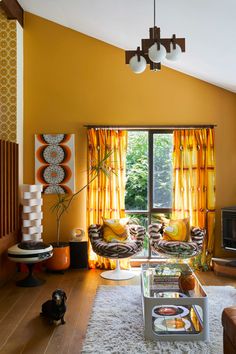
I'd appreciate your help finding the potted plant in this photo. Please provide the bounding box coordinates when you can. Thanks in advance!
[46,150,113,271]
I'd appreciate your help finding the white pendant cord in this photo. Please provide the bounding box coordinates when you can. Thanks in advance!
[154,0,156,27]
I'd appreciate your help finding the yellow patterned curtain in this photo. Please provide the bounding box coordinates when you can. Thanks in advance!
[172,128,216,268]
[87,128,128,269]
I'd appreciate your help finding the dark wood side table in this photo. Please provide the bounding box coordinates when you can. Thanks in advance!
[212,258,236,278]
[69,241,88,269]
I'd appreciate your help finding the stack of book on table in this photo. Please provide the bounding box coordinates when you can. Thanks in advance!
[153,264,182,284]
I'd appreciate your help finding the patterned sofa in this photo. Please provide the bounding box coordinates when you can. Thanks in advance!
[148,223,206,258]
[88,222,146,280]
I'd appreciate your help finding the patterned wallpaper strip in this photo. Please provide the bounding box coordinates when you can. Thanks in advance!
[0,9,17,142]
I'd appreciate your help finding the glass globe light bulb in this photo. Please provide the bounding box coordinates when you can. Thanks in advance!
[166,43,182,61]
[148,43,166,63]
[129,54,147,74]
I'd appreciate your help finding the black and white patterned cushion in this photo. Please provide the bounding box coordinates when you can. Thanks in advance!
[88,224,146,259]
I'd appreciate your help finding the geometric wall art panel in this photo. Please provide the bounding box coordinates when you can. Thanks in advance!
[35,134,75,194]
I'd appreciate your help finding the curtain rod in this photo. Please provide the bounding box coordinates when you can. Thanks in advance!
[84,124,217,130]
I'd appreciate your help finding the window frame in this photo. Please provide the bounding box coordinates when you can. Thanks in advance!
[125,129,173,259]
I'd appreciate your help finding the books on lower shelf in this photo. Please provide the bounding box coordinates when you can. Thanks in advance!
[155,264,182,276]
[153,275,179,283]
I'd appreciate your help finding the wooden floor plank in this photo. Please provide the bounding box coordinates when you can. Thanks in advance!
[61,270,101,354]
[0,283,17,304]
[0,286,41,351]
[197,270,236,286]
[0,272,65,354]
[0,268,235,354]
[0,285,27,323]
[43,271,98,354]
[31,272,80,354]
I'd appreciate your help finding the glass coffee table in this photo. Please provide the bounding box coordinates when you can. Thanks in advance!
[141,263,209,341]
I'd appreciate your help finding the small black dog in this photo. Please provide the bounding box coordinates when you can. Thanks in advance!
[41,289,67,324]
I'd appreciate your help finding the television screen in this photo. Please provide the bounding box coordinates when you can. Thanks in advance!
[222,207,236,251]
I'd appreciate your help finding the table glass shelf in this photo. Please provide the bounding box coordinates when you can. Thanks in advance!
[141,263,209,341]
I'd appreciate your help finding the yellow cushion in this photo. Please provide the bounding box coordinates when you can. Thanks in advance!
[103,218,129,243]
[163,218,190,242]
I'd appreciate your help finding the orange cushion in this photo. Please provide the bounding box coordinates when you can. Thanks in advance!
[163,218,190,242]
[103,218,129,243]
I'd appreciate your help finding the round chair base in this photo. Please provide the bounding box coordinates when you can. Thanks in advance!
[100,269,135,281]
[16,273,45,287]
[16,263,45,287]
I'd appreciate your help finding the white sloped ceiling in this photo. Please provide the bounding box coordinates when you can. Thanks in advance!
[19,0,236,92]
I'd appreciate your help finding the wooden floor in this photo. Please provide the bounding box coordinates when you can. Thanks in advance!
[0,268,236,354]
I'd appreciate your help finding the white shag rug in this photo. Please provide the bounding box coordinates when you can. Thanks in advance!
[82,285,236,354]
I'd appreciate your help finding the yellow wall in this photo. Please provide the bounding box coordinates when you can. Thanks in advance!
[24,12,236,257]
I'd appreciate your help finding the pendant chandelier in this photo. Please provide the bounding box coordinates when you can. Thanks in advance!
[125,0,186,73]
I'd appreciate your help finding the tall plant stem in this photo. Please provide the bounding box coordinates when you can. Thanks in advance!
[60,172,99,218]
[52,149,114,245]
[56,216,61,246]
[56,171,99,244]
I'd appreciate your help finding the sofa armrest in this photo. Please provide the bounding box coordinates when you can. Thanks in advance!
[222,306,236,350]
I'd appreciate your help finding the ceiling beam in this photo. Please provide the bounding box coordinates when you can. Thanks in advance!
[0,0,24,27]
